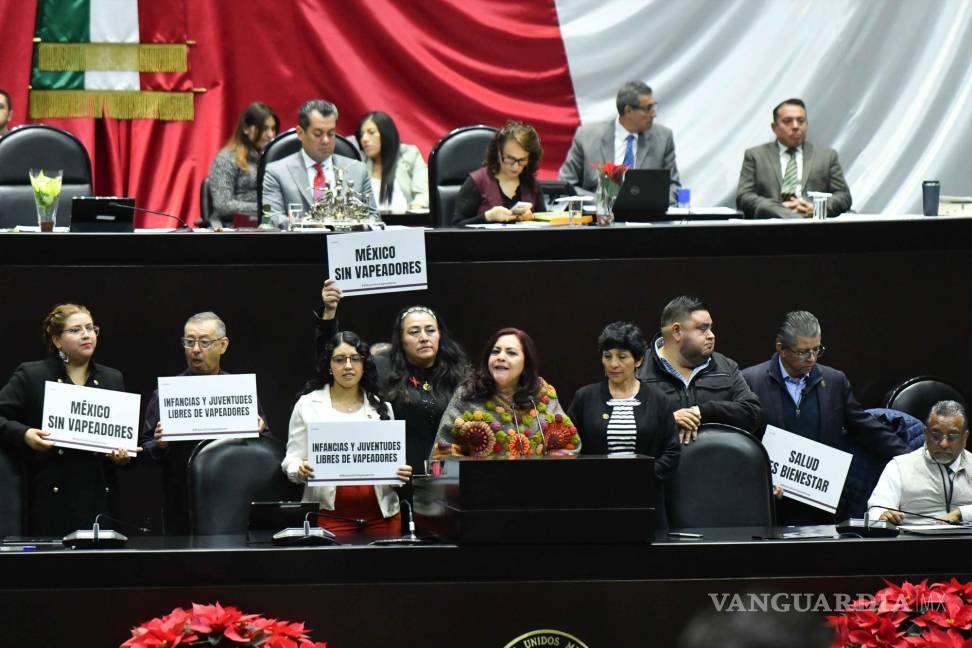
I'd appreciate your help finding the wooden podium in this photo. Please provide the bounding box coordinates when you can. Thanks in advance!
[412,454,656,544]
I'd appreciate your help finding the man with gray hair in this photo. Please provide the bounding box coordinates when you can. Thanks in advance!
[139,312,269,534]
[558,80,680,203]
[262,98,377,226]
[868,400,972,524]
[742,310,908,525]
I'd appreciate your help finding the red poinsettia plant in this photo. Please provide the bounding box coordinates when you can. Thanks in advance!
[593,162,628,186]
[121,602,326,647]
[829,579,972,647]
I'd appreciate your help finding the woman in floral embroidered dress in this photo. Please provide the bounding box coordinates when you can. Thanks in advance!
[431,327,580,459]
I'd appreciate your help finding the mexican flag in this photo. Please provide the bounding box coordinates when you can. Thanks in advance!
[29,0,193,121]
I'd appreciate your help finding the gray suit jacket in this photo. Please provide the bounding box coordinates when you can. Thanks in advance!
[262,151,378,227]
[557,119,680,203]
[736,141,852,218]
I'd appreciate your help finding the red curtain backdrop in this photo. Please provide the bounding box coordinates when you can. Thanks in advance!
[0,1,579,227]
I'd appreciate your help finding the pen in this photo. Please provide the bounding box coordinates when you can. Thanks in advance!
[667,532,703,539]
[0,545,37,552]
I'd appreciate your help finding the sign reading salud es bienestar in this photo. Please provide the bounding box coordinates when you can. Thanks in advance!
[41,381,140,454]
[762,424,853,513]
[327,228,427,296]
[157,373,260,441]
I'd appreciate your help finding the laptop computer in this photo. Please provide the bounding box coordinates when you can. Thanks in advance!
[611,169,671,221]
[70,196,135,232]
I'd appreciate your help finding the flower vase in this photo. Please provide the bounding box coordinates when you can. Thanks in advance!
[29,168,63,232]
[595,176,616,227]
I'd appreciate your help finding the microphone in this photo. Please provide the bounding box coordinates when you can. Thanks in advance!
[271,511,338,546]
[108,201,189,229]
[836,506,966,538]
[370,498,431,546]
[62,513,148,548]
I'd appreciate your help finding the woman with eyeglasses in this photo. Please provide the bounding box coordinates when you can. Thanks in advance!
[0,304,132,535]
[452,120,546,226]
[207,101,279,230]
[314,283,469,469]
[283,331,412,537]
[356,111,429,212]
[431,327,580,459]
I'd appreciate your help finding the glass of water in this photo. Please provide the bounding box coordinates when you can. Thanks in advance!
[567,197,583,226]
[287,203,303,231]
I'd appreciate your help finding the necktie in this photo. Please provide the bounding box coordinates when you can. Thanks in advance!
[313,163,326,190]
[622,134,635,168]
[781,148,797,195]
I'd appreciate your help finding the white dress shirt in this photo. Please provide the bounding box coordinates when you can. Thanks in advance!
[867,447,972,523]
[777,141,804,192]
[614,120,639,165]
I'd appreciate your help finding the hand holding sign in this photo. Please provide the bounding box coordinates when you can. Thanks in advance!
[24,428,55,451]
[327,229,428,297]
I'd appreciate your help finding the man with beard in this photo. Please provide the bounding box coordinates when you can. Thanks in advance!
[742,310,908,524]
[868,400,972,524]
[637,296,760,444]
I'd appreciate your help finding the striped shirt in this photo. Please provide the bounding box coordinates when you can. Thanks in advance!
[606,397,640,455]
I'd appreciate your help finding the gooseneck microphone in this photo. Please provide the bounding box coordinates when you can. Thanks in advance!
[108,201,189,229]
[271,511,338,546]
[63,513,149,548]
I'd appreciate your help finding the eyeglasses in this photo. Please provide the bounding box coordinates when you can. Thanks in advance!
[787,345,825,360]
[632,102,658,113]
[64,325,100,336]
[331,354,364,365]
[929,431,965,443]
[181,337,224,350]
[501,153,529,167]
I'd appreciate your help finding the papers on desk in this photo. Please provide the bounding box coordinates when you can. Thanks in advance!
[667,206,738,217]
[898,524,972,535]
[13,225,70,232]
[466,221,551,229]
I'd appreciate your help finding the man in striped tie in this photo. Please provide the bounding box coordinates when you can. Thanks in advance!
[736,98,852,219]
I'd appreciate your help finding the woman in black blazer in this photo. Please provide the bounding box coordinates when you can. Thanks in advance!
[568,322,680,480]
[0,304,131,535]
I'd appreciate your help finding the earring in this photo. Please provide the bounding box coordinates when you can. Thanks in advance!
[58,349,68,364]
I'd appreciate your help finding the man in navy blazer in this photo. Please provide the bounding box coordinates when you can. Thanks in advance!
[263,99,377,227]
[741,311,908,524]
[558,81,680,204]
[736,98,852,219]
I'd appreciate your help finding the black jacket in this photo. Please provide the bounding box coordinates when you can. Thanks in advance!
[0,356,126,535]
[741,354,908,458]
[568,381,680,479]
[636,336,761,433]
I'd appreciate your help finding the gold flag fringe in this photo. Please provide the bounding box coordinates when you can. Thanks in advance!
[38,43,187,72]
[29,90,194,121]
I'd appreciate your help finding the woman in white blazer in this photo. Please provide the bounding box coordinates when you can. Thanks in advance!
[283,330,412,537]
[356,111,429,211]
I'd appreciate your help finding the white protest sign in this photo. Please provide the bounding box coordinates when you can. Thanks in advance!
[158,373,260,441]
[762,424,853,513]
[42,381,140,454]
[327,228,427,296]
[307,420,406,486]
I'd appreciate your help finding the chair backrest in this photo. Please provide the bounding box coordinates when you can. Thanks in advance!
[256,128,302,213]
[428,125,497,227]
[334,133,361,161]
[198,176,213,227]
[0,446,24,538]
[884,376,967,423]
[187,435,301,535]
[0,124,93,228]
[666,423,776,528]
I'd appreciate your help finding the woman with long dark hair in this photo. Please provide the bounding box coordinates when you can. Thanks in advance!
[207,101,279,229]
[431,327,579,459]
[356,111,428,211]
[282,330,411,537]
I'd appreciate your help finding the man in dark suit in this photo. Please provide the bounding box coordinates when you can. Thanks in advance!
[736,98,852,218]
[262,99,377,226]
[558,81,680,203]
[741,311,908,524]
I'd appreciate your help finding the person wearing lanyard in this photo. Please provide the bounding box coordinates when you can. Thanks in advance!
[868,400,972,525]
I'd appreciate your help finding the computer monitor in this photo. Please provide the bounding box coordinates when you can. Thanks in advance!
[612,169,671,222]
[70,197,135,233]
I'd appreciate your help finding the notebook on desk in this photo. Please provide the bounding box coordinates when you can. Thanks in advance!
[612,169,671,221]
